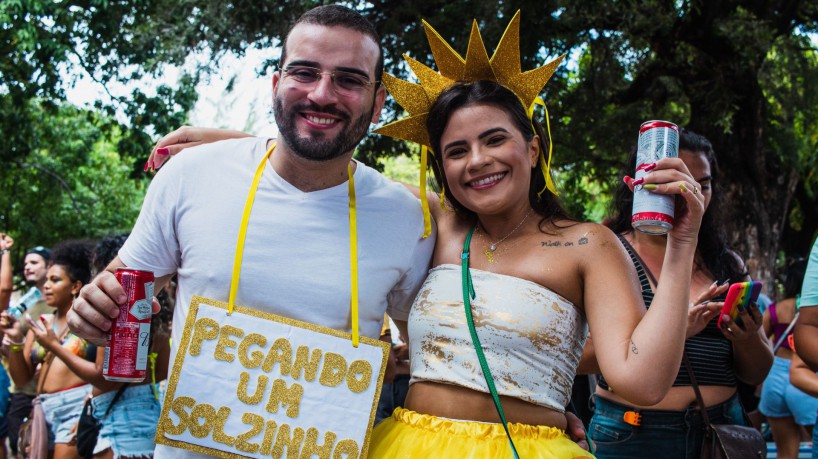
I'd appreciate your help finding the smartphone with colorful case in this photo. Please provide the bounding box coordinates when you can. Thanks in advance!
[717,281,763,328]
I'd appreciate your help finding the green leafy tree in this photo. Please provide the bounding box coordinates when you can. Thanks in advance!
[2,0,816,286]
[0,101,146,258]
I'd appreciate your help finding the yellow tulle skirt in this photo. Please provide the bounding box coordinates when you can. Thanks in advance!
[369,408,595,458]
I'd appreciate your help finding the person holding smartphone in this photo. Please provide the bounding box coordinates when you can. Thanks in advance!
[581,129,773,458]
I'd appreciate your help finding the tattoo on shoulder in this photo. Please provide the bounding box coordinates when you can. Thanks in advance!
[579,231,589,245]
[540,233,590,248]
[631,340,639,354]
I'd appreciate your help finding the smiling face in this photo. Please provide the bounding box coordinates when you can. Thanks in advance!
[439,103,539,216]
[43,264,81,308]
[272,23,386,162]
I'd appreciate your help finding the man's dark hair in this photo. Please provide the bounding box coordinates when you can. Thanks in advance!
[280,5,383,82]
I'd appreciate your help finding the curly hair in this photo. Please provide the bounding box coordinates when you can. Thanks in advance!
[607,129,747,281]
[92,233,130,274]
[49,240,95,285]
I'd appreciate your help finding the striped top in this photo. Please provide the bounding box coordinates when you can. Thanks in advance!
[597,236,736,390]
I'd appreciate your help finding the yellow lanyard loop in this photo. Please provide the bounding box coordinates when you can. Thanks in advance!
[419,145,432,238]
[528,97,558,197]
[228,143,361,347]
[347,163,360,347]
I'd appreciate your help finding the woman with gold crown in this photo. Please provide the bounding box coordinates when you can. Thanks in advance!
[149,12,706,458]
[358,13,704,458]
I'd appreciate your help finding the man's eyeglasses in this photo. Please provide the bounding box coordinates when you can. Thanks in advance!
[280,66,378,95]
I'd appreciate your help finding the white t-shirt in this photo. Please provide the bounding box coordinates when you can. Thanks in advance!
[119,137,434,459]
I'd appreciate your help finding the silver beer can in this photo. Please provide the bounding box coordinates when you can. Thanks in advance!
[632,120,679,234]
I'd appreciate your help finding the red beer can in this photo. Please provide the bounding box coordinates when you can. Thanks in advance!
[103,268,154,382]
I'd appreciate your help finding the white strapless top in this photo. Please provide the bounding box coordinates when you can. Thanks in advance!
[409,264,587,412]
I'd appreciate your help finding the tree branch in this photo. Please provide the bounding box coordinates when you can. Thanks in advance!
[11,160,80,214]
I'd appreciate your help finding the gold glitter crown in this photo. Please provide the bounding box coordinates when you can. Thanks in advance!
[374,11,564,149]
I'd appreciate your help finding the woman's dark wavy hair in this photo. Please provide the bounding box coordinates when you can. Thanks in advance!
[425,80,571,228]
[781,257,808,299]
[607,129,747,281]
[50,239,95,286]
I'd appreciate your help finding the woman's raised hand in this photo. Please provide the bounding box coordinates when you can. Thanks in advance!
[623,157,706,246]
[0,311,23,343]
[0,233,13,251]
[28,315,60,351]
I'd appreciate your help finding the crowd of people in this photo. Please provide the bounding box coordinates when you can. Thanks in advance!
[0,236,172,459]
[0,3,814,459]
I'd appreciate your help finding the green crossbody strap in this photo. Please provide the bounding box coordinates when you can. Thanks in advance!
[462,225,521,459]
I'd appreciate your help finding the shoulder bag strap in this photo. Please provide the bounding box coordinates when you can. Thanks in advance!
[36,353,56,396]
[683,352,713,428]
[103,384,130,416]
[462,225,520,459]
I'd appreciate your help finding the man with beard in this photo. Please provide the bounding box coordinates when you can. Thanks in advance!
[68,6,435,457]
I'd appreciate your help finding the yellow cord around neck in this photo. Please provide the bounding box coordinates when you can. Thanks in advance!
[228,142,361,346]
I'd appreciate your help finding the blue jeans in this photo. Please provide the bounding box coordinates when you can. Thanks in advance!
[375,374,410,425]
[93,384,161,457]
[38,384,92,446]
[589,394,748,459]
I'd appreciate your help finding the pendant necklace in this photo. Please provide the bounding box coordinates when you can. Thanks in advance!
[478,208,533,263]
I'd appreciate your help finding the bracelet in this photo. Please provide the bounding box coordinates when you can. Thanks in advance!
[0,249,9,255]
[9,344,23,353]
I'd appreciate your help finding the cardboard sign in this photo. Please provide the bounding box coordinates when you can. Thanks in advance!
[155,296,389,458]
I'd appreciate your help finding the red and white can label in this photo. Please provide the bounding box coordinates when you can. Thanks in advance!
[104,270,154,382]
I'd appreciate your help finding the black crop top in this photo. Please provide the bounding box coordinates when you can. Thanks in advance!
[596,236,736,390]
